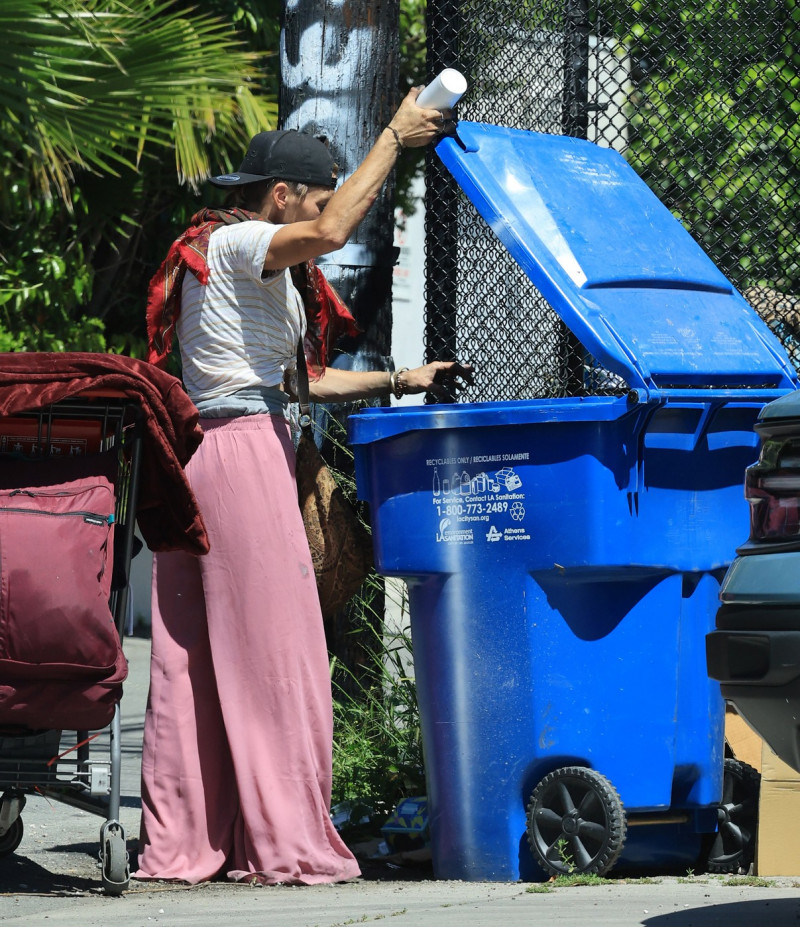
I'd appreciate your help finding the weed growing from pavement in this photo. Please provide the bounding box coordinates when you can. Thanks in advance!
[724,876,772,887]
[526,873,800,893]
[555,837,575,874]
[526,873,616,892]
[328,911,406,927]
[330,575,425,831]
[317,414,425,834]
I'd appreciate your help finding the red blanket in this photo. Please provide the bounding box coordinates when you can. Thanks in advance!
[0,352,208,555]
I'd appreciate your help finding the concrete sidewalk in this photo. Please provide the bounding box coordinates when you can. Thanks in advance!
[4,863,800,926]
[2,636,799,926]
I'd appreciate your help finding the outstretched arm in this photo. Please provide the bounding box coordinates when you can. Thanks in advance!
[305,361,474,403]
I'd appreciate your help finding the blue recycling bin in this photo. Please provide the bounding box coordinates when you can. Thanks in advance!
[349,124,798,882]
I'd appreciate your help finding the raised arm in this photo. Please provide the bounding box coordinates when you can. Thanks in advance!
[264,88,446,271]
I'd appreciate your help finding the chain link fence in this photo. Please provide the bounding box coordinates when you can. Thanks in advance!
[424,0,800,400]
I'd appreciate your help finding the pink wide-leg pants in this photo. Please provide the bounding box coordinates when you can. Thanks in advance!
[135,414,360,884]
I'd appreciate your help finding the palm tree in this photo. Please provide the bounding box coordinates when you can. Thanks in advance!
[1,0,278,206]
[0,0,279,352]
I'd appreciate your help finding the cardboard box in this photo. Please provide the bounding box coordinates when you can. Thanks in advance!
[725,707,763,772]
[760,741,800,782]
[755,742,800,876]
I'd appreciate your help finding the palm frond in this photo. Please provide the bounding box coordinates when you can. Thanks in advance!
[1,0,278,203]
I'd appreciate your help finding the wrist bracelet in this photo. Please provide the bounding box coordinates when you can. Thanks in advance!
[386,125,404,154]
[391,367,410,399]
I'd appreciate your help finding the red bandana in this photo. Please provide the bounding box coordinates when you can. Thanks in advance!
[145,207,360,372]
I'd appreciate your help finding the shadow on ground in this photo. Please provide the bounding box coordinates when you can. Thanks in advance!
[644,898,800,927]
[0,842,105,896]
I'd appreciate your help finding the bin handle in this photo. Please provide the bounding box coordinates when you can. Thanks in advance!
[647,387,791,402]
[628,396,763,495]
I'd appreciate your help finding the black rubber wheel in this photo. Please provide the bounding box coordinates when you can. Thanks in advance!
[526,766,627,876]
[707,757,760,874]
[0,816,23,858]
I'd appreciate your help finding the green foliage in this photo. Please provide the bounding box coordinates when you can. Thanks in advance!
[1,0,278,206]
[0,0,279,353]
[200,0,283,97]
[330,577,425,817]
[724,876,773,887]
[0,177,105,351]
[556,837,576,873]
[396,0,429,219]
[0,0,424,351]
[614,0,800,292]
[320,414,424,819]
[526,873,619,891]
[400,0,427,93]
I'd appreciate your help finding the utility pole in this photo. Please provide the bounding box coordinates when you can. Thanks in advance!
[280,0,401,372]
[280,0,401,671]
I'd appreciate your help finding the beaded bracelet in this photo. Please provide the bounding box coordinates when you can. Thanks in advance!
[390,367,410,399]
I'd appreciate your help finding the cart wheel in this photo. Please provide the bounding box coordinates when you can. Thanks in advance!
[100,824,130,895]
[526,766,627,877]
[0,816,23,858]
[707,757,760,874]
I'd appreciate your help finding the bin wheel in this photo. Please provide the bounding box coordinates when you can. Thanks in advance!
[526,766,627,877]
[100,824,130,895]
[0,816,23,858]
[707,757,760,874]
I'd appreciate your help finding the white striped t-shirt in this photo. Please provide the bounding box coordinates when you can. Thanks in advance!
[177,220,306,404]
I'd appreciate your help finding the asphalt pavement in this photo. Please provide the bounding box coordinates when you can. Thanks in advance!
[2,636,800,926]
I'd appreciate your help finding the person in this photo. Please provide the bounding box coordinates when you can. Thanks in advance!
[136,87,473,886]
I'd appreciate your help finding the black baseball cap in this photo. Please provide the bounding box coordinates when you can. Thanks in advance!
[209,130,337,189]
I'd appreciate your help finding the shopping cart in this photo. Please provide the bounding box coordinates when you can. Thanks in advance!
[0,390,144,895]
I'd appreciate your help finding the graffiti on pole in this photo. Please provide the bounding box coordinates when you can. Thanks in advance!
[280,0,400,364]
[281,1,388,179]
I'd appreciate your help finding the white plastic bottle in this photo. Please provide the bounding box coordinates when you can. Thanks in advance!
[416,69,467,109]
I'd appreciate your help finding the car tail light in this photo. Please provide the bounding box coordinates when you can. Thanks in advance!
[745,436,800,543]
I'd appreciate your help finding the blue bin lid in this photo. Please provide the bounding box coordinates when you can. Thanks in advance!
[436,123,797,398]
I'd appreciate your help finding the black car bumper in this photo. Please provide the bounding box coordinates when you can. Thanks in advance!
[707,603,800,773]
